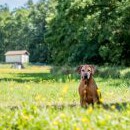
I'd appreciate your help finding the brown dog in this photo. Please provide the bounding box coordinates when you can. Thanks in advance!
[77,64,101,107]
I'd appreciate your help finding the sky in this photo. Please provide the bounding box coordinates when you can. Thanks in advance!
[0,0,39,10]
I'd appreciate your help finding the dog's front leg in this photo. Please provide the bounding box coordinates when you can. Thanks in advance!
[80,97,83,107]
[80,97,87,107]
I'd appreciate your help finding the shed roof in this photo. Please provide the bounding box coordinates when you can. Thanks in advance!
[5,50,29,55]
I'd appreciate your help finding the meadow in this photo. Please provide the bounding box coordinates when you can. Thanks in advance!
[0,64,130,130]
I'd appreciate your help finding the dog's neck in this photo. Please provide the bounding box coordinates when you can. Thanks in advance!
[81,75,94,87]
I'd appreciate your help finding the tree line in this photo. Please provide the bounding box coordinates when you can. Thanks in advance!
[0,0,130,66]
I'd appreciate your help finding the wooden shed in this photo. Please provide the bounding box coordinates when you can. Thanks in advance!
[5,50,29,63]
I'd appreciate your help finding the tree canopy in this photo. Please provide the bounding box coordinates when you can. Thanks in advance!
[0,0,130,65]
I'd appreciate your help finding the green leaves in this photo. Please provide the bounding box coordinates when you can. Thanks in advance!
[0,0,130,65]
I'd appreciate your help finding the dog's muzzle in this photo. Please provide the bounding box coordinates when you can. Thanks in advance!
[83,73,90,79]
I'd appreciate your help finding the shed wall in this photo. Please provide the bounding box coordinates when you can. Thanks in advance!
[6,55,22,63]
[5,55,29,63]
[21,55,29,63]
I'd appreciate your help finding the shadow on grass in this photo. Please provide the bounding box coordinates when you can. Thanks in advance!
[0,78,32,83]
[0,72,75,83]
[0,66,129,83]
[45,102,130,111]
[124,72,130,79]
[9,102,130,111]
[101,102,129,111]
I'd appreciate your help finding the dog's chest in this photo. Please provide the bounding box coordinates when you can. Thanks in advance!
[83,85,92,94]
[79,84,93,95]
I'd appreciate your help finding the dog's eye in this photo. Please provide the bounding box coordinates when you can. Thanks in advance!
[88,69,91,72]
[82,70,85,72]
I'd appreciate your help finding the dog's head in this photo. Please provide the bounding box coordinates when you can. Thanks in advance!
[76,64,96,80]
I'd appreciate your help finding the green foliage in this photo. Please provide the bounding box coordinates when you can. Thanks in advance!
[0,0,130,65]
[46,0,130,65]
[0,1,48,63]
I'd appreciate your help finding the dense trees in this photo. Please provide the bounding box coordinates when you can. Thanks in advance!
[0,0,130,65]
[0,1,48,63]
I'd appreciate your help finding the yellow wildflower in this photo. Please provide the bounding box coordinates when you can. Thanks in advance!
[21,113,30,120]
[86,107,93,114]
[53,120,59,126]
[60,113,66,118]
[99,98,104,103]
[53,121,58,125]
[74,127,81,130]
[81,117,89,123]
[62,85,69,94]
[111,105,116,110]
[35,94,43,101]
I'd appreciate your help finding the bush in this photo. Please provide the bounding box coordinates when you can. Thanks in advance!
[95,66,121,79]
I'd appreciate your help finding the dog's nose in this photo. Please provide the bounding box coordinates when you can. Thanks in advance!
[84,73,88,79]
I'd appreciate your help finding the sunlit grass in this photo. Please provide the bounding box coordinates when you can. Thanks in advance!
[0,65,130,129]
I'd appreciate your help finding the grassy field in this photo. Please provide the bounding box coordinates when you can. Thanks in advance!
[0,64,130,130]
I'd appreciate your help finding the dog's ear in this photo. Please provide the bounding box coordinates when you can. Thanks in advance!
[76,65,83,74]
[90,65,96,75]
